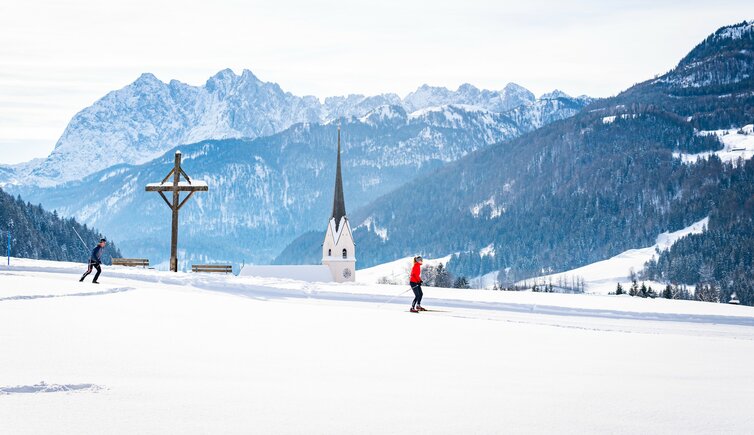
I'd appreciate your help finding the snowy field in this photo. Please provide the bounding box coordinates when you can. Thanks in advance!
[2,258,754,434]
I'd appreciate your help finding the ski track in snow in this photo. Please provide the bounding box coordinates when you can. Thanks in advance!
[0,382,103,395]
[3,261,753,340]
[0,286,134,302]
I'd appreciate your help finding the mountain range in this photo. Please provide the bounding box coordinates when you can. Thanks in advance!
[6,93,588,268]
[0,70,585,187]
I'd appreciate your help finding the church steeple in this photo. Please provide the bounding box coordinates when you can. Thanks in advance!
[322,123,355,282]
[331,125,347,231]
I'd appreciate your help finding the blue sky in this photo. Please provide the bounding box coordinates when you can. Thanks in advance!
[0,0,750,164]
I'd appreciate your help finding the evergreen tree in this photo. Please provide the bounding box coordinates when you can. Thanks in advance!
[434,263,453,288]
[453,276,470,289]
[662,285,673,299]
[629,279,639,297]
[695,283,720,303]
[647,286,657,298]
[616,282,625,295]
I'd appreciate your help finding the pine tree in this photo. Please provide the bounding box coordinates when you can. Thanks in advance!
[647,286,657,298]
[453,276,470,289]
[629,279,639,297]
[662,285,673,299]
[434,263,453,288]
[616,282,625,295]
[639,282,648,298]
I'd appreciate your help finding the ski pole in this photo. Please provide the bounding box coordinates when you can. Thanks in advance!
[377,288,412,308]
[71,226,89,250]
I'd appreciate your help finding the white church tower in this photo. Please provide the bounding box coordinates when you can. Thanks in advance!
[322,126,356,282]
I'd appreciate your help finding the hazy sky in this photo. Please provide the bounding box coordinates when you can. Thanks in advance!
[0,0,750,164]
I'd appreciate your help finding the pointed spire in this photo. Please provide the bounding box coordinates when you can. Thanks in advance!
[331,124,347,231]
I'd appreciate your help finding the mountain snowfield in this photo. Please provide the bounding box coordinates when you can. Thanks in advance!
[1,259,753,434]
[1,69,587,187]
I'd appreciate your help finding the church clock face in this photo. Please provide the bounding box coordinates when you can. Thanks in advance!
[343,268,352,279]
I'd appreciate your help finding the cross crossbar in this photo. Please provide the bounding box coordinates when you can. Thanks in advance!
[145,151,208,272]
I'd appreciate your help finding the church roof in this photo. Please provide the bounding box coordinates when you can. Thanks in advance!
[331,126,347,230]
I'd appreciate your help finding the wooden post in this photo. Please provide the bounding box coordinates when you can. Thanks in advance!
[170,152,181,272]
[146,151,208,272]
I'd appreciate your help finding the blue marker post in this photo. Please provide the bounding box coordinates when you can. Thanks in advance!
[6,230,10,266]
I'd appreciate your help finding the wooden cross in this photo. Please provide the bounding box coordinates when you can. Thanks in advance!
[145,151,208,272]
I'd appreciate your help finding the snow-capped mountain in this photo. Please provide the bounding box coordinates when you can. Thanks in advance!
[5,69,587,187]
[403,82,535,113]
[652,19,754,90]
[7,97,590,268]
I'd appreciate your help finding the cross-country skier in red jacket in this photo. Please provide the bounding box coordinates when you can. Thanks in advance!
[409,256,425,313]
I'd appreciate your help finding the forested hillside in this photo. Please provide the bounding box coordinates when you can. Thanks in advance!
[0,188,121,264]
[643,158,754,305]
[279,21,754,304]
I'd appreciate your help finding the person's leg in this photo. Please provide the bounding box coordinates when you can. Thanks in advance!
[92,263,101,282]
[411,283,420,308]
[416,284,423,307]
[80,261,93,281]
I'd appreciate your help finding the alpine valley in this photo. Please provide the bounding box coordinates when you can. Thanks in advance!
[4,20,754,307]
[2,73,589,268]
[279,20,754,305]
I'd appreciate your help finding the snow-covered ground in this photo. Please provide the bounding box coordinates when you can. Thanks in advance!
[522,218,709,294]
[2,258,754,434]
[675,125,754,164]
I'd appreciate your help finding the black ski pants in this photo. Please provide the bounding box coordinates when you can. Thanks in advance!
[410,282,423,307]
[81,260,101,282]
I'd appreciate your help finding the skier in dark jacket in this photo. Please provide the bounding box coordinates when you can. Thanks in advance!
[409,256,426,312]
[79,238,106,284]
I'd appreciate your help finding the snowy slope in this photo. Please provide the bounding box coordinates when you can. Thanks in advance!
[519,218,709,294]
[1,258,754,434]
[675,124,754,164]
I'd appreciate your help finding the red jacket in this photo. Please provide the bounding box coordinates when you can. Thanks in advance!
[410,262,422,283]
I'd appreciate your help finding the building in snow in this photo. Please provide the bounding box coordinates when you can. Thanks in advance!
[322,126,356,282]
[240,126,355,282]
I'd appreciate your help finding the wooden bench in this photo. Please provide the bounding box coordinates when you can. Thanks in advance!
[192,264,233,274]
[112,258,149,268]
